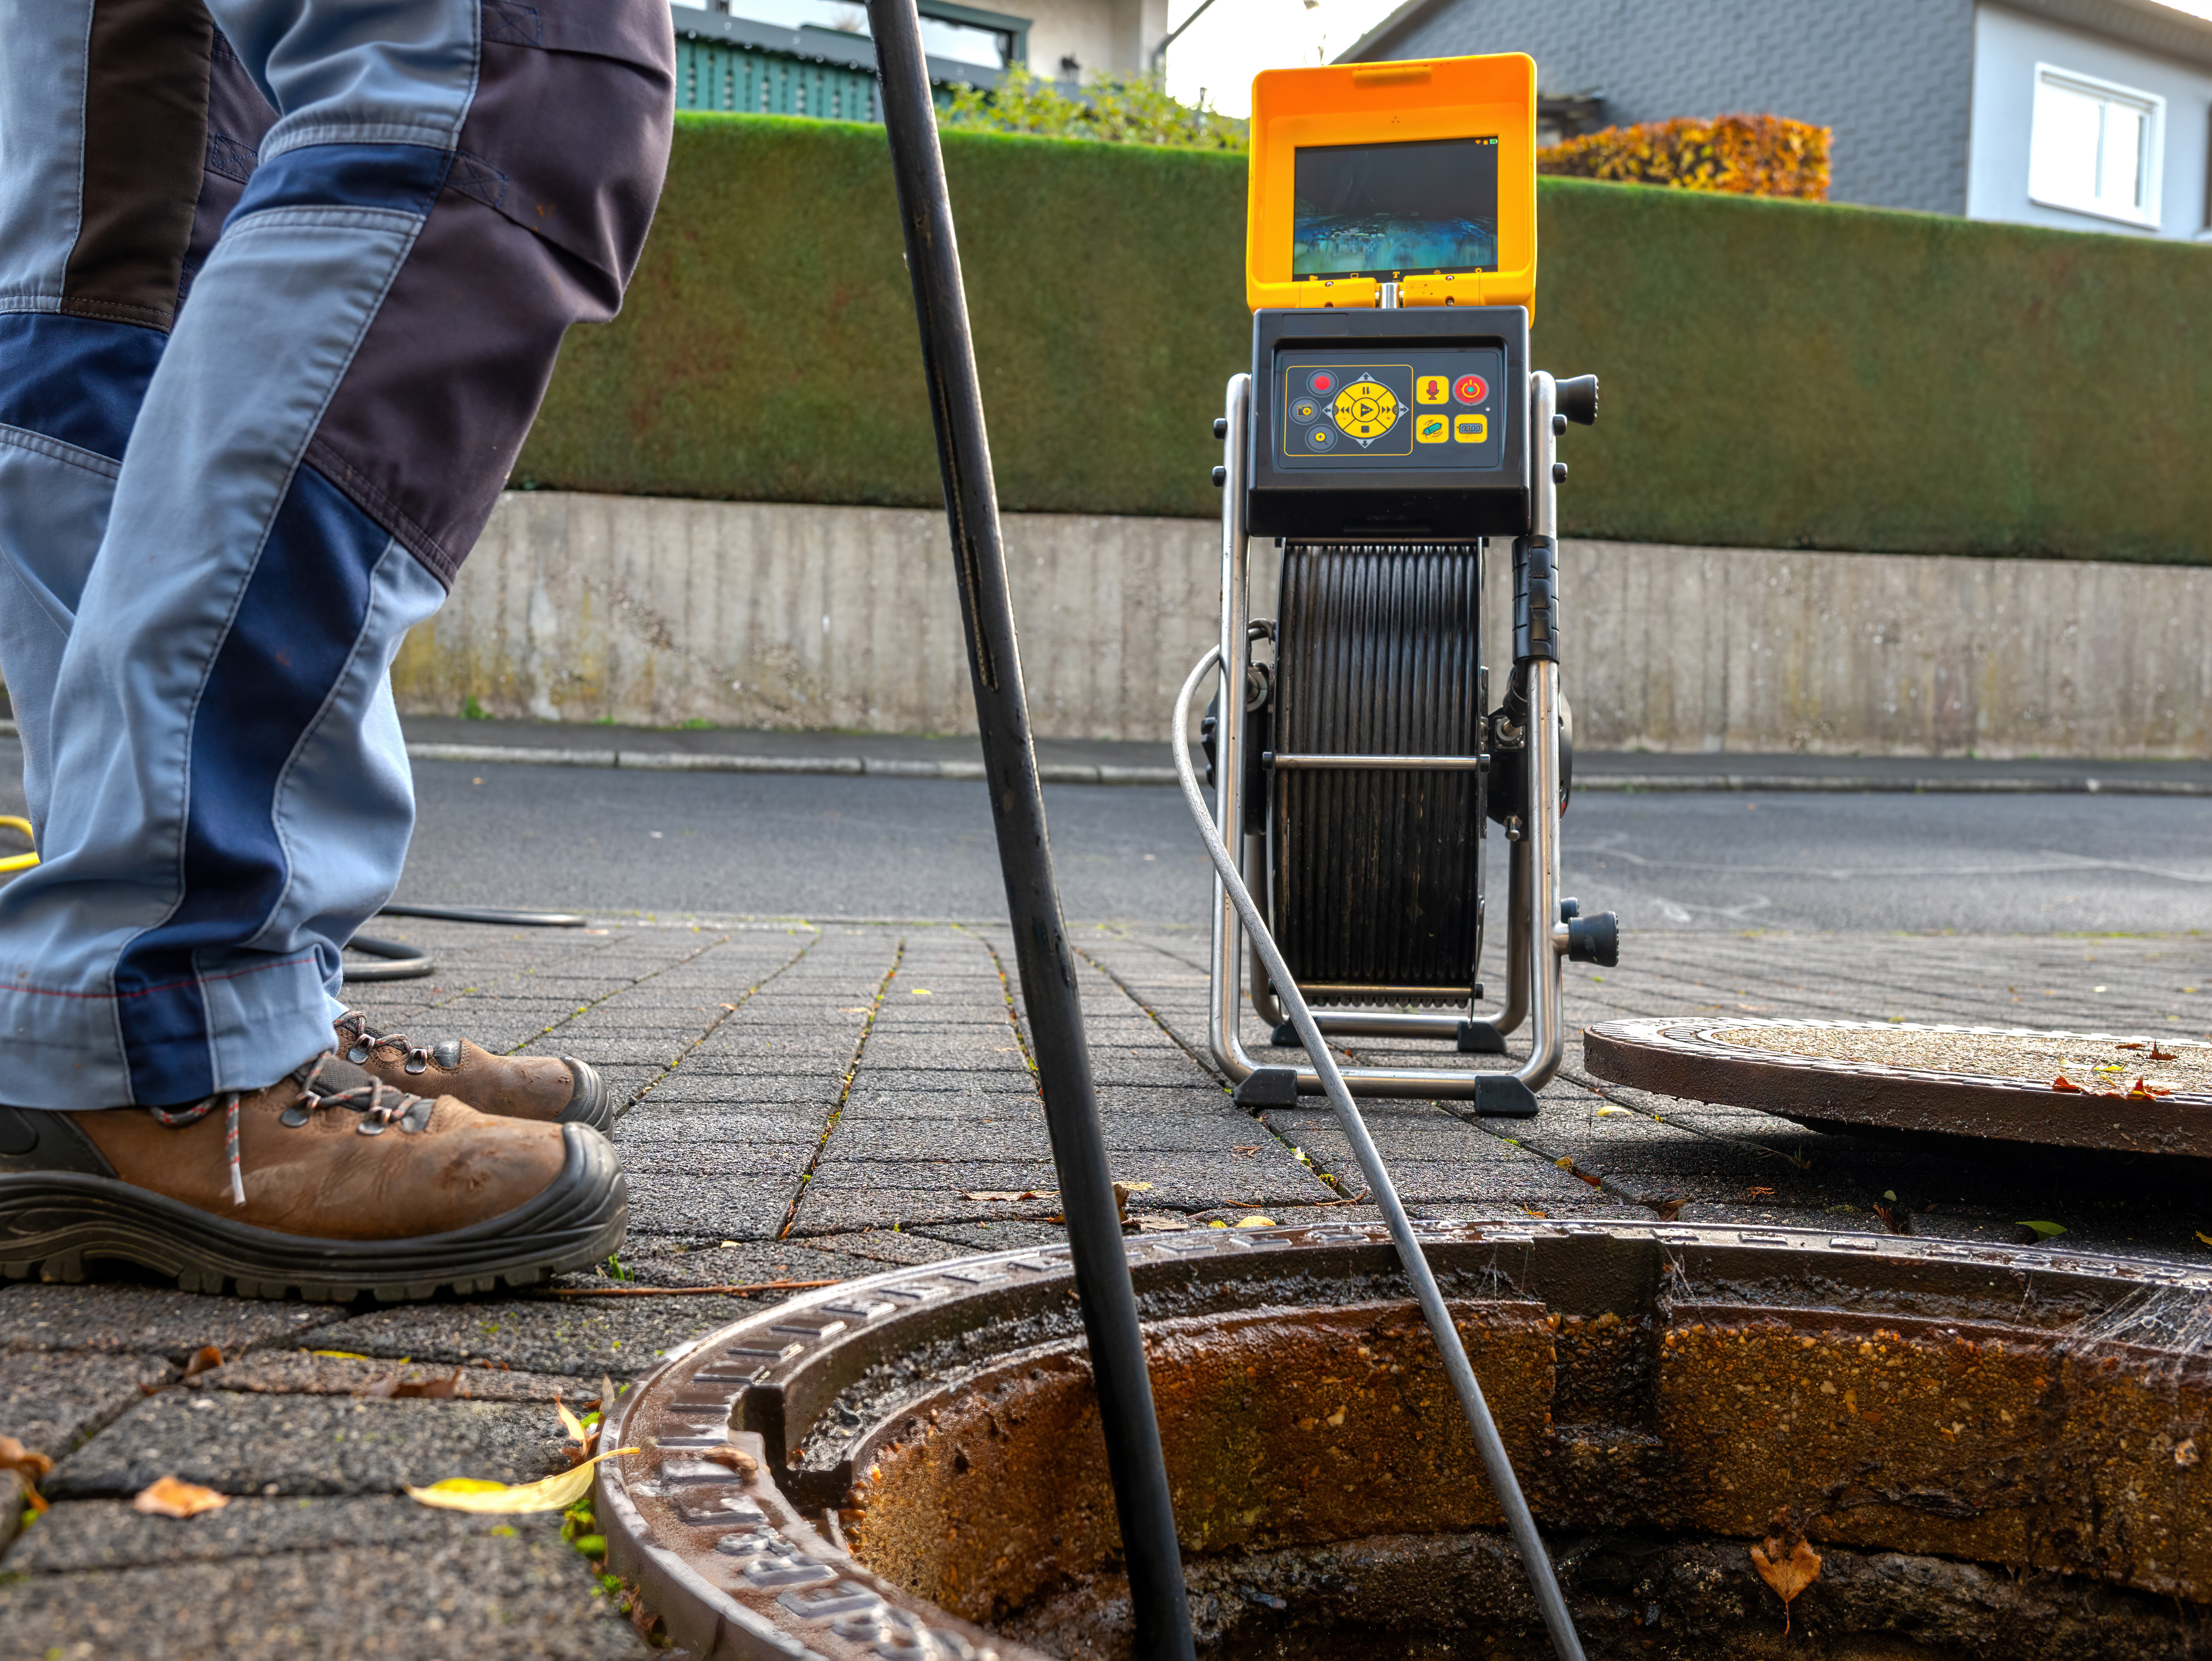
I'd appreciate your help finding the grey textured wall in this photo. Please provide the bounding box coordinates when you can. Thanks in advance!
[1362,0,1978,214]
[395,492,2212,758]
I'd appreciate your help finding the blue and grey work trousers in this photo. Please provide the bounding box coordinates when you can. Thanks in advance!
[0,1,673,1109]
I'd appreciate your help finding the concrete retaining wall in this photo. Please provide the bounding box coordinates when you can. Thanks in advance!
[392,490,2212,757]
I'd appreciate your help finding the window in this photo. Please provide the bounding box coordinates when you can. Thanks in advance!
[2028,64,2163,228]
[671,0,1021,69]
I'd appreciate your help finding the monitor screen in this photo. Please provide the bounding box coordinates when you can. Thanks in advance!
[1291,136,1500,282]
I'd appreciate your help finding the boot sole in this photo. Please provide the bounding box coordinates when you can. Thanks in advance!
[0,1124,626,1302]
[558,1056,620,1133]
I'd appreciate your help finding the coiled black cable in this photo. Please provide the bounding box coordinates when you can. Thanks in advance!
[1272,542,1485,1001]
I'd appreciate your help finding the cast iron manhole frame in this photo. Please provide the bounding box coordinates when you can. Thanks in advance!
[595,1218,2212,1659]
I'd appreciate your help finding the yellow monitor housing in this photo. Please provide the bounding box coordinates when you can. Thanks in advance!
[1245,54,1537,317]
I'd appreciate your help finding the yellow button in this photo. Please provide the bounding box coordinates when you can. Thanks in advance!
[1414,412,1449,444]
[1415,374,1450,405]
[1453,412,1488,443]
[1332,379,1399,440]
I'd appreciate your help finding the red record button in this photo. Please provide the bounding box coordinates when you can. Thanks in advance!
[1308,370,1336,395]
[1453,373,1488,404]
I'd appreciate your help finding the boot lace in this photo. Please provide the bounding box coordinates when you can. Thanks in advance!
[147,1052,431,1209]
[334,1009,436,1075]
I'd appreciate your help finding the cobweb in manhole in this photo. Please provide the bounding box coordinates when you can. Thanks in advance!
[2055,1284,2212,1387]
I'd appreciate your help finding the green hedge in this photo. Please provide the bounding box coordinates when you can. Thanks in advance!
[521,113,2212,563]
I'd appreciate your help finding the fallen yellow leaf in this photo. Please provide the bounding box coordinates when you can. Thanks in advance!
[404,1447,637,1514]
[133,1476,229,1519]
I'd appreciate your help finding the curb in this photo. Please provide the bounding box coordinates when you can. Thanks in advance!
[399,740,2212,797]
[1577,773,2212,797]
[402,741,1178,787]
[2,724,2182,796]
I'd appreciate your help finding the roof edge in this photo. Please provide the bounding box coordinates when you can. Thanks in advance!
[1986,0,2212,74]
[1336,0,1449,64]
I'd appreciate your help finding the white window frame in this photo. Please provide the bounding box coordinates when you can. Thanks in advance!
[2028,62,2165,230]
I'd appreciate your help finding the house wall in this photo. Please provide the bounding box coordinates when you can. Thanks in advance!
[1969,2,2212,239]
[1021,0,1166,75]
[1353,0,1979,213]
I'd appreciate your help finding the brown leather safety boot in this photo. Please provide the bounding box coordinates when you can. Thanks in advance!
[333,1009,613,1134]
[0,1053,625,1301]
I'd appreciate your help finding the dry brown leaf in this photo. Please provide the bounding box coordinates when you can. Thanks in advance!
[1,1434,54,1514]
[359,1369,465,1400]
[555,1392,590,1446]
[133,1475,229,1519]
[1109,1181,1154,1224]
[1749,1508,1822,1632]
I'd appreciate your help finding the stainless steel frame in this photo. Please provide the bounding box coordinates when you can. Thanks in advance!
[1205,369,1571,1104]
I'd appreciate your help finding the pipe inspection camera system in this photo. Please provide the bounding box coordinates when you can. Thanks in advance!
[1184,53,1619,1120]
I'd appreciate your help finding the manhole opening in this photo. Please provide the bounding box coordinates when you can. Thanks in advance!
[604,1227,2212,1661]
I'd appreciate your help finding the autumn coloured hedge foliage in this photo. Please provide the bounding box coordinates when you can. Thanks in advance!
[1538,114,1831,201]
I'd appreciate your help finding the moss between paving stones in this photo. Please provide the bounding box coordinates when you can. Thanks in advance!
[520,115,2212,563]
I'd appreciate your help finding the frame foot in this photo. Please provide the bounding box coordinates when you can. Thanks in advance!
[1456,1020,1508,1054]
[1234,1067,1300,1107]
[1468,1075,1542,1117]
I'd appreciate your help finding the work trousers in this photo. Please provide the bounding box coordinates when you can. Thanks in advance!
[0,0,672,1109]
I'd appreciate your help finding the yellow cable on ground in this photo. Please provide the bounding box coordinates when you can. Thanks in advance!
[0,815,37,873]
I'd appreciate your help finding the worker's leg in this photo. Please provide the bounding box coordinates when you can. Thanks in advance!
[0,0,673,1112]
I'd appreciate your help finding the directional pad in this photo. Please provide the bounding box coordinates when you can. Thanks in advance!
[1331,378,1399,443]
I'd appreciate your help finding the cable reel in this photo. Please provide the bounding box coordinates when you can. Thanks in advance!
[1198,45,1622,1117]
[1269,541,1486,1005]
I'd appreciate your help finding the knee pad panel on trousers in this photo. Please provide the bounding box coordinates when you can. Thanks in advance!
[302,0,675,588]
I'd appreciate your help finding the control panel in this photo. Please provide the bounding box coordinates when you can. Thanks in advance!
[1247,304,1529,539]
[1277,351,1505,469]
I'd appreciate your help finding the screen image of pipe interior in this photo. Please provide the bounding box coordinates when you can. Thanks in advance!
[1292,136,1500,281]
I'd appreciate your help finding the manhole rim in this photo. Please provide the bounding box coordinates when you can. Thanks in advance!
[597,1219,2212,1658]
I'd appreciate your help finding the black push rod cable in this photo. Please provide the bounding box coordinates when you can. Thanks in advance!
[861,5,1197,1656]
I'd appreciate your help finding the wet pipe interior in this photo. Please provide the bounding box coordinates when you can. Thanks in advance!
[599,1221,2212,1659]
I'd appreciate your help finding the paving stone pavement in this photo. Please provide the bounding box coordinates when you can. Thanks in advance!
[7,911,2212,1658]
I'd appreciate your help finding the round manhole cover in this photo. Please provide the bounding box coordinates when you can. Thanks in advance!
[1585,1018,2212,1156]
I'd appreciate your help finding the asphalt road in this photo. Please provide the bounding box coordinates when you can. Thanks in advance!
[4,742,2207,933]
[377,762,2212,934]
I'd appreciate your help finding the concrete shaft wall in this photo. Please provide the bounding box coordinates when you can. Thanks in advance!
[1368,0,1978,214]
[392,490,2212,757]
